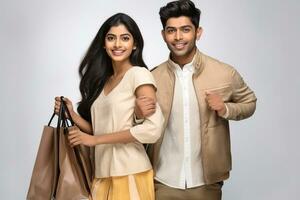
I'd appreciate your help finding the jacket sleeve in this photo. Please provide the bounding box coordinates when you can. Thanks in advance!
[224,69,257,121]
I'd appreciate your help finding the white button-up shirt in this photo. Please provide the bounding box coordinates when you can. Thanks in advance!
[154,58,205,189]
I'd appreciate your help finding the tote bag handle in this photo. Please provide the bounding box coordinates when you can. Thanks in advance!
[60,96,91,194]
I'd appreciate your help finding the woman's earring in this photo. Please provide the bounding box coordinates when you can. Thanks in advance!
[133,46,136,50]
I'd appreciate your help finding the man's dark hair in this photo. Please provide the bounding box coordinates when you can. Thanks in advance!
[159,0,201,29]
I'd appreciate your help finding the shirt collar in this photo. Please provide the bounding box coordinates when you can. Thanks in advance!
[168,55,196,73]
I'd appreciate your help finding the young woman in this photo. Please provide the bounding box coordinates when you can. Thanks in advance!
[54,13,164,200]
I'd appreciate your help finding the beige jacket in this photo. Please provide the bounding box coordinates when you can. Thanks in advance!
[149,49,257,184]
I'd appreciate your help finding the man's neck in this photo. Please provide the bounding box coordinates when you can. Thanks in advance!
[171,48,197,68]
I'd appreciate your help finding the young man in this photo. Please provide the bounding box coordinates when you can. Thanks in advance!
[135,0,257,199]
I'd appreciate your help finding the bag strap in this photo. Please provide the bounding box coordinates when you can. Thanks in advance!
[48,113,56,126]
[60,96,91,194]
[48,96,91,195]
[60,96,75,126]
[51,96,65,198]
[47,96,68,127]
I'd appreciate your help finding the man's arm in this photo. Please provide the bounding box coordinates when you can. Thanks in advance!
[134,96,157,121]
[224,69,257,121]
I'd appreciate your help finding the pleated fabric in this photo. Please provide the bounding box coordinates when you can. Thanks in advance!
[91,170,154,200]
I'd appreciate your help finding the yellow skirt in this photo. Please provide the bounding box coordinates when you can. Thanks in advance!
[91,170,154,200]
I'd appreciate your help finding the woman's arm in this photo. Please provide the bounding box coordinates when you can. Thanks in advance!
[68,84,161,147]
[68,127,135,147]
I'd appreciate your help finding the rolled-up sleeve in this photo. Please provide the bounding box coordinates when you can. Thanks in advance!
[130,103,164,143]
[129,67,164,143]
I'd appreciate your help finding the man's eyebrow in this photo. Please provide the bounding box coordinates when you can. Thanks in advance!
[180,25,193,29]
[165,26,176,29]
[165,25,193,29]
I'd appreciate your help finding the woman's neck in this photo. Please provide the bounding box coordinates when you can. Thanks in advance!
[111,60,132,77]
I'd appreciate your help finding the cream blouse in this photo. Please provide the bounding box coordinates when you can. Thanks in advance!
[91,66,164,178]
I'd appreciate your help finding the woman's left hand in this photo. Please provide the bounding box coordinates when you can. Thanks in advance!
[68,126,95,147]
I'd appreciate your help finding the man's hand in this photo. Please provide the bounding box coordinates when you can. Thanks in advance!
[205,91,226,116]
[135,96,156,119]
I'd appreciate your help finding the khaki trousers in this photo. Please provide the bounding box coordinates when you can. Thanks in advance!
[155,181,222,200]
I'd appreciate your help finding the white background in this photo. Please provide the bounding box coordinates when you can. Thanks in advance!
[1,0,299,199]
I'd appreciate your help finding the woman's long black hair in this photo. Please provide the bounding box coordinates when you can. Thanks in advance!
[77,13,147,122]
